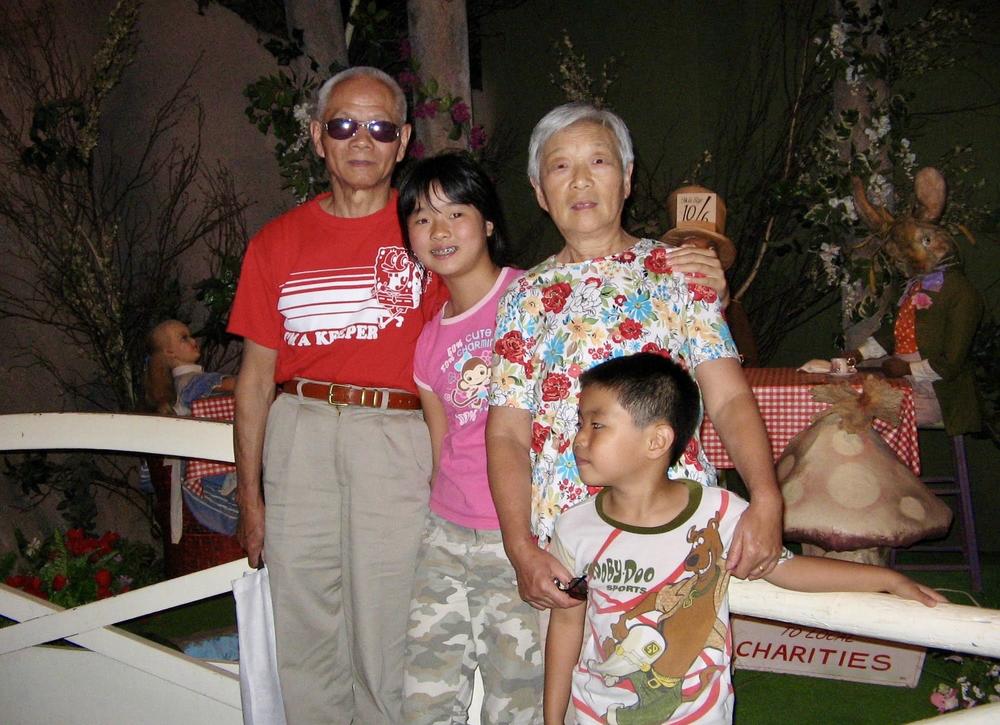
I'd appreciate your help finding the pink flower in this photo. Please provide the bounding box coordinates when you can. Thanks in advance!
[414,100,439,119]
[408,141,425,160]
[930,686,959,713]
[469,125,487,150]
[396,70,419,91]
[912,292,933,310]
[450,101,471,125]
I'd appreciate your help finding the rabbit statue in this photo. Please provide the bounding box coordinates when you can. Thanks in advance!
[845,167,983,434]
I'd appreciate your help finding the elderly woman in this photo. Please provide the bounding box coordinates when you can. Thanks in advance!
[486,103,783,610]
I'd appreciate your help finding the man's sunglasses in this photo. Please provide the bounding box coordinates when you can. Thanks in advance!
[555,575,588,602]
[323,117,401,143]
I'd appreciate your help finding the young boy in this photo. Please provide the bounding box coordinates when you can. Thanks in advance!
[544,353,945,725]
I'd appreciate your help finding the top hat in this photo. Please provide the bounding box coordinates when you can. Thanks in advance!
[660,185,737,270]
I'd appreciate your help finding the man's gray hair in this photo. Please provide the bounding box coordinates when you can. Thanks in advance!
[527,102,634,184]
[312,66,408,123]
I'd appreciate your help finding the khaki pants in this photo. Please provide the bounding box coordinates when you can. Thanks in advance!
[262,393,432,724]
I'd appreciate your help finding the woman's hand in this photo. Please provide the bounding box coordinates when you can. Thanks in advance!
[508,540,581,611]
[665,244,729,307]
[727,492,783,579]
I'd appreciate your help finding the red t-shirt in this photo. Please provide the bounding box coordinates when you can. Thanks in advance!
[227,191,446,393]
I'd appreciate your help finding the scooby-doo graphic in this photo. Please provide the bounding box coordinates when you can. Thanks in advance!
[588,513,730,725]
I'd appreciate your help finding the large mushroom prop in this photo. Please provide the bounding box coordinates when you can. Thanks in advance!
[777,376,951,565]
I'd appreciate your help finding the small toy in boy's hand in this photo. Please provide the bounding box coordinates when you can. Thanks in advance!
[554,575,588,602]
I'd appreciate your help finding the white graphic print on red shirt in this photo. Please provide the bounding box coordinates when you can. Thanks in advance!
[279,246,424,346]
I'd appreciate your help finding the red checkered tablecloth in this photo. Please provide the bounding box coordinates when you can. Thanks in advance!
[186,395,237,482]
[699,368,920,475]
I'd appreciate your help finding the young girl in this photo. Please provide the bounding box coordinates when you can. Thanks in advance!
[143,319,236,415]
[397,153,544,724]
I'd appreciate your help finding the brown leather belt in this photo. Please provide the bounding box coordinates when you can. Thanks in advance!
[279,381,422,410]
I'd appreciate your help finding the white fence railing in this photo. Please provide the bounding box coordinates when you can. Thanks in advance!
[1,412,998,724]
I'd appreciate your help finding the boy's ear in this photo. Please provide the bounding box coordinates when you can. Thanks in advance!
[646,423,675,460]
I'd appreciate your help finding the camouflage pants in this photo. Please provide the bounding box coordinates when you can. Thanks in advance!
[403,512,543,724]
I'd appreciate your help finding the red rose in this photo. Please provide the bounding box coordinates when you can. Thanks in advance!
[614,250,636,263]
[98,531,120,555]
[531,422,551,454]
[689,283,718,303]
[94,569,113,588]
[25,576,45,599]
[52,574,68,591]
[541,372,572,402]
[641,342,671,358]
[495,331,527,362]
[5,575,26,588]
[97,587,112,600]
[541,282,572,313]
[618,319,644,340]
[613,294,627,306]
[643,246,672,275]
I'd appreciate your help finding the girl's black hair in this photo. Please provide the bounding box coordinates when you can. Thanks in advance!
[397,152,512,267]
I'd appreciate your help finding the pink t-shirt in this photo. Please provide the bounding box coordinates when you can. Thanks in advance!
[414,267,522,529]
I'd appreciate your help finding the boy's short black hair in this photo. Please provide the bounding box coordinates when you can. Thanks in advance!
[397,151,512,267]
[580,352,700,467]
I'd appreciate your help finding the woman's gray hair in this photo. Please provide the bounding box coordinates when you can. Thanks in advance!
[312,66,408,123]
[527,102,634,184]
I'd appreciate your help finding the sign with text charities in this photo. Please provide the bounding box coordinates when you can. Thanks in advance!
[731,616,926,688]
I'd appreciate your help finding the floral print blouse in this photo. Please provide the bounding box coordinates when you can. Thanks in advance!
[488,238,739,542]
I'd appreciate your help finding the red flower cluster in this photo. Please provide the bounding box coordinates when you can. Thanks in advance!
[531,422,551,454]
[688,283,718,303]
[617,319,644,340]
[2,528,151,607]
[541,282,572,313]
[640,342,671,358]
[541,372,572,402]
[643,246,672,275]
[495,330,527,362]
[66,529,120,558]
[4,574,44,598]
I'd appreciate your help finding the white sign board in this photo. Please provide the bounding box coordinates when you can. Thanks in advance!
[731,615,926,688]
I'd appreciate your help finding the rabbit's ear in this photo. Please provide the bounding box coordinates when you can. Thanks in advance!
[914,167,947,223]
[851,176,894,230]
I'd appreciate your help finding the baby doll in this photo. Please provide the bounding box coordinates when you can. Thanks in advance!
[143,319,235,416]
[142,319,239,539]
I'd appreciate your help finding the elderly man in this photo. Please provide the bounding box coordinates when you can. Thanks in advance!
[228,67,443,724]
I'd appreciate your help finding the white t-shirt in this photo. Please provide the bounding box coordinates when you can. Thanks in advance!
[551,482,790,725]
